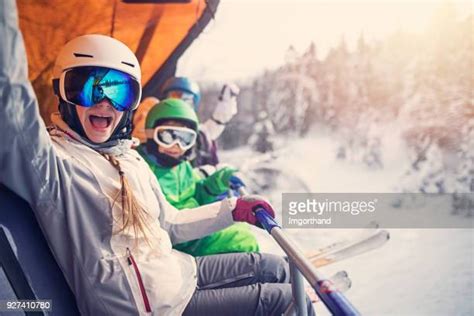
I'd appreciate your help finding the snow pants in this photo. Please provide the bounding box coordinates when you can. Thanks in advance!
[183,252,315,316]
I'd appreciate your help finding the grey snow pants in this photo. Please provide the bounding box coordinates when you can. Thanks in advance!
[183,252,315,316]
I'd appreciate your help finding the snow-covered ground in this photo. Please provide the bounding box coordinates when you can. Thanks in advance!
[220,130,474,316]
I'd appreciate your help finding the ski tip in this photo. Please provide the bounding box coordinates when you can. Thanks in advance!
[367,220,380,229]
[347,278,352,289]
[333,270,349,278]
[380,230,391,240]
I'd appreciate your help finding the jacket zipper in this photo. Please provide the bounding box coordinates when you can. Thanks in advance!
[126,248,152,313]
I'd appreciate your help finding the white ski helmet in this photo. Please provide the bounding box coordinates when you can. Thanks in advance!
[52,34,142,142]
[53,34,141,83]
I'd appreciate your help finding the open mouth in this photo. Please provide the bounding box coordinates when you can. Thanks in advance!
[89,115,112,129]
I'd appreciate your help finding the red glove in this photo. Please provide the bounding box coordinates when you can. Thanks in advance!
[233,195,276,227]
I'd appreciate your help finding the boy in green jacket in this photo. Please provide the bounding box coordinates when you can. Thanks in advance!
[137,98,259,256]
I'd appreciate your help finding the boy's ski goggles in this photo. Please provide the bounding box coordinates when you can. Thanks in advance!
[150,125,197,150]
[166,90,196,106]
[58,66,141,111]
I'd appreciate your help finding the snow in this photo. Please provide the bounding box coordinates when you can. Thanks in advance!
[219,130,474,315]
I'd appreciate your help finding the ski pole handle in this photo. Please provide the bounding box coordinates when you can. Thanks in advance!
[237,186,249,196]
[229,175,246,192]
[237,186,279,231]
[254,207,280,233]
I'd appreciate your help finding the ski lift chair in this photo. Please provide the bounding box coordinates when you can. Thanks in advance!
[0,185,80,315]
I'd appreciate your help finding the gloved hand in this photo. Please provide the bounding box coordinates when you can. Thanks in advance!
[212,83,240,124]
[218,83,240,101]
[232,195,276,227]
[229,175,246,190]
[204,166,238,195]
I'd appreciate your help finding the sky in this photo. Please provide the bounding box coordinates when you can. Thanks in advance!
[177,0,473,83]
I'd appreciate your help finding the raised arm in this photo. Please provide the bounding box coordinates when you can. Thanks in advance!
[200,83,240,141]
[0,0,57,205]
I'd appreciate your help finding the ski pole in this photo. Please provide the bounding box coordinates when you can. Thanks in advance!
[237,186,360,316]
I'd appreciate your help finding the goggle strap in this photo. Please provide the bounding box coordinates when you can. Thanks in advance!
[52,78,60,96]
[145,128,155,139]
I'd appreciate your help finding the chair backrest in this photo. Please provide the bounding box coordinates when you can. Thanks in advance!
[0,185,80,315]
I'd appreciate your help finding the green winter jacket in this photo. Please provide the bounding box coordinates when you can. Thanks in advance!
[137,146,259,256]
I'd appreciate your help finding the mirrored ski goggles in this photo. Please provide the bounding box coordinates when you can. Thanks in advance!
[151,125,197,150]
[59,66,141,111]
[166,90,195,106]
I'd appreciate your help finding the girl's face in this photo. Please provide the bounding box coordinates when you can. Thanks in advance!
[75,100,124,143]
[157,120,187,159]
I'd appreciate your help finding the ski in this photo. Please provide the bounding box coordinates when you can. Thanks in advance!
[329,270,352,293]
[305,221,380,259]
[308,229,390,268]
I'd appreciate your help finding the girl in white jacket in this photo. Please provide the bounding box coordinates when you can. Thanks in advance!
[0,1,315,315]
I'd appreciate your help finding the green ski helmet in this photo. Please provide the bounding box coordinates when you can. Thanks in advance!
[145,98,199,132]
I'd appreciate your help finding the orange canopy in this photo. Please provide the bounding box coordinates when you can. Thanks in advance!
[17,0,218,124]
